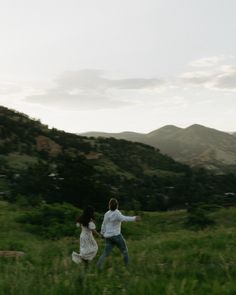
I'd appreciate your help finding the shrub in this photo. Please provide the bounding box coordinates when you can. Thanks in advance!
[186,204,215,230]
[16,203,80,239]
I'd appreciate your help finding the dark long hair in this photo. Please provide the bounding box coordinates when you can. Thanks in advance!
[77,206,95,227]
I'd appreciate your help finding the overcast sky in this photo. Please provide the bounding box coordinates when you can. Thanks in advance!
[0,0,235,133]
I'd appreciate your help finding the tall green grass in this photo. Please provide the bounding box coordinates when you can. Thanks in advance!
[0,201,236,295]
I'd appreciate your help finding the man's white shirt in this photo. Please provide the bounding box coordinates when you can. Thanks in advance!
[101,209,136,238]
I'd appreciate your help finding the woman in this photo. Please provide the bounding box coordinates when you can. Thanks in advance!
[72,206,100,264]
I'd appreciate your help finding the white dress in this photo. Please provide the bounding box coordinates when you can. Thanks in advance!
[72,221,98,264]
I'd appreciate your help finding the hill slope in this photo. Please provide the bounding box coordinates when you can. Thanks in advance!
[0,105,190,210]
[82,124,236,173]
[1,105,236,210]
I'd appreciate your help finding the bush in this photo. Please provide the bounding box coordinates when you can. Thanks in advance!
[16,203,81,239]
[186,204,216,230]
[15,194,43,207]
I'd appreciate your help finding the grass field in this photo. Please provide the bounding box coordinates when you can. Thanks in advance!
[0,201,236,295]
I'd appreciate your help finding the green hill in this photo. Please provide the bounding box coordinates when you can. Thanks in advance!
[1,105,236,210]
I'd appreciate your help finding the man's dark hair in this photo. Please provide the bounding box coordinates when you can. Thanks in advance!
[109,198,118,211]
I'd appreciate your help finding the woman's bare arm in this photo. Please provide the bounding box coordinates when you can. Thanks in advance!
[92,229,102,238]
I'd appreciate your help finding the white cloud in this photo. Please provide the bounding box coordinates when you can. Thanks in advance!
[56,70,164,90]
[179,71,214,86]
[210,66,236,91]
[26,69,165,110]
[0,82,22,95]
[180,59,236,91]
[26,89,135,110]
[0,55,233,119]
[189,55,233,67]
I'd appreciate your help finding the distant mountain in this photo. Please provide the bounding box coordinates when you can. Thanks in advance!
[82,124,236,173]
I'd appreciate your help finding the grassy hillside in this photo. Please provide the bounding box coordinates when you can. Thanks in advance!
[1,200,236,295]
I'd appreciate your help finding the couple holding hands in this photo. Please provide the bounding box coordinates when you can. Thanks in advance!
[72,198,141,269]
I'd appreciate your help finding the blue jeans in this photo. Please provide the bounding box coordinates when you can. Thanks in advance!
[97,234,129,269]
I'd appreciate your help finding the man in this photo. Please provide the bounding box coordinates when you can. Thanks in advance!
[97,198,141,269]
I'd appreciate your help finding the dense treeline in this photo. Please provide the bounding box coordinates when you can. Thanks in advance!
[9,156,236,211]
[1,105,236,211]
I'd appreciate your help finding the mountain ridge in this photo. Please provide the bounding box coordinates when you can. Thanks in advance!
[81,124,236,173]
